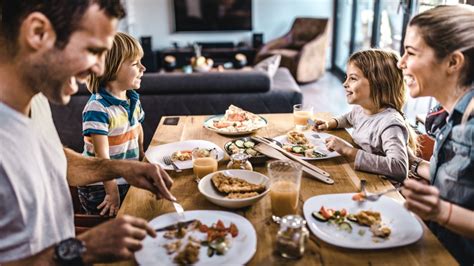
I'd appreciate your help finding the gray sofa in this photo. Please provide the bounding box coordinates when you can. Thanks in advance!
[50,67,302,152]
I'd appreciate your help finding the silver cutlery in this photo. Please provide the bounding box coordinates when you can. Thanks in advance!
[172,201,185,220]
[162,155,182,172]
[364,187,402,201]
[251,136,334,184]
[253,143,333,184]
[155,219,196,232]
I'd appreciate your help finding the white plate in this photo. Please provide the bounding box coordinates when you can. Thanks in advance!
[273,131,350,160]
[145,140,224,170]
[198,169,270,209]
[303,193,423,249]
[135,210,257,266]
[203,115,268,136]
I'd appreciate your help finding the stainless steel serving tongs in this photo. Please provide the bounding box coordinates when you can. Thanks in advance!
[251,135,334,185]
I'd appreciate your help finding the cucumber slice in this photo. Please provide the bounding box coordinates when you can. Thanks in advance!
[292,146,305,154]
[235,140,245,148]
[312,211,328,222]
[244,141,255,148]
[339,221,352,233]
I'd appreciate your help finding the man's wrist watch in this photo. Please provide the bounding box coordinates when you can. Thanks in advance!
[410,158,422,176]
[54,238,86,266]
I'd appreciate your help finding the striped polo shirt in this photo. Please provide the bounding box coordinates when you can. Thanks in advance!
[82,87,145,185]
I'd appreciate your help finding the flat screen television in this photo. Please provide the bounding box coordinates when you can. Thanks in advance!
[173,0,252,32]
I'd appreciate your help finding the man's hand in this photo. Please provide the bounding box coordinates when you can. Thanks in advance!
[77,215,157,263]
[120,160,176,201]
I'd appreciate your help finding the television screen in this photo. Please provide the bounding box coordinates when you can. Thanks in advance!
[173,0,252,32]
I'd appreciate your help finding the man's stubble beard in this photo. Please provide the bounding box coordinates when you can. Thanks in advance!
[21,48,71,105]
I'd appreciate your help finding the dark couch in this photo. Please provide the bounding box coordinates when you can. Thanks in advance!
[51,67,302,152]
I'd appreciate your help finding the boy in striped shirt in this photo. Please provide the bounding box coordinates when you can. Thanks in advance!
[80,32,146,215]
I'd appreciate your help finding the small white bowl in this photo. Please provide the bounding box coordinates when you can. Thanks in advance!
[198,169,270,209]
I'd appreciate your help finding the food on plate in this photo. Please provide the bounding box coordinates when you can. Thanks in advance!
[211,172,266,198]
[354,210,381,226]
[225,139,259,158]
[352,192,367,201]
[171,148,215,161]
[161,219,239,264]
[312,206,352,232]
[171,150,192,161]
[287,131,309,145]
[192,147,215,158]
[209,105,267,133]
[226,192,259,199]
[173,238,201,264]
[312,206,391,239]
[283,131,329,158]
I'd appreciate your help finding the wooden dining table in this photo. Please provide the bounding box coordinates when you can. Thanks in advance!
[104,113,456,266]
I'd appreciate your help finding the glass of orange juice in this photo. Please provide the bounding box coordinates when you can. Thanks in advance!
[268,160,302,223]
[293,104,313,131]
[192,148,218,182]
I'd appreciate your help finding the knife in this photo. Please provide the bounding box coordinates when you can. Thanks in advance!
[155,219,197,232]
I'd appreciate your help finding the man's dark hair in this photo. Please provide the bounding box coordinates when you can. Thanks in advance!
[1,0,125,52]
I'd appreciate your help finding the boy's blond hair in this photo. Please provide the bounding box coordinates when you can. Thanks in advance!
[348,49,418,153]
[88,32,144,93]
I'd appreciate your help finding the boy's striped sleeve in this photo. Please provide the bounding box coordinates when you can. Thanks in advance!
[82,100,109,136]
[138,101,145,123]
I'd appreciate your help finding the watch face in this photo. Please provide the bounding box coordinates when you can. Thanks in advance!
[57,238,85,260]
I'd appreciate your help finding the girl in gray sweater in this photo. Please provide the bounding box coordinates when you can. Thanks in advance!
[313,49,417,182]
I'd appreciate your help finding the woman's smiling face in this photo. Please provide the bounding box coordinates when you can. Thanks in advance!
[398,26,447,98]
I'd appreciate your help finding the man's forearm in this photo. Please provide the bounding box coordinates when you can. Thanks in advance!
[64,148,125,186]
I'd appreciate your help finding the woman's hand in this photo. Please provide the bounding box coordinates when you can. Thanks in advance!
[402,179,448,222]
[99,182,120,216]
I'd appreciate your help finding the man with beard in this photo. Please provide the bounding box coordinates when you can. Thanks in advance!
[0,1,176,264]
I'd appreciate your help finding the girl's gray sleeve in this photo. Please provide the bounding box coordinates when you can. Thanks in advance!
[334,111,353,129]
[354,126,409,182]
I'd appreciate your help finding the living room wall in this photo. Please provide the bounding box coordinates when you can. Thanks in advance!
[123,0,333,50]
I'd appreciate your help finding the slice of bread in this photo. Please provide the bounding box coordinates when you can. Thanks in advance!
[211,173,266,194]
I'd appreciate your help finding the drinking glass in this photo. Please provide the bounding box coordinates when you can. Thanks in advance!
[293,104,314,131]
[192,148,218,182]
[267,160,302,223]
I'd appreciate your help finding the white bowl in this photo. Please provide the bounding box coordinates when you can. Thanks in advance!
[198,169,270,209]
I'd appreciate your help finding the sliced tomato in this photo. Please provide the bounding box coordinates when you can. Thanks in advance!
[229,223,239,237]
[340,208,347,217]
[199,224,208,233]
[215,220,226,230]
[227,113,246,122]
[319,206,334,219]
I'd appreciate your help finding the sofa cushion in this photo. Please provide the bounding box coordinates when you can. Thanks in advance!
[139,70,271,94]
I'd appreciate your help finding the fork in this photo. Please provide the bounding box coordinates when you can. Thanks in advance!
[172,201,185,221]
[364,187,402,201]
[162,155,182,172]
